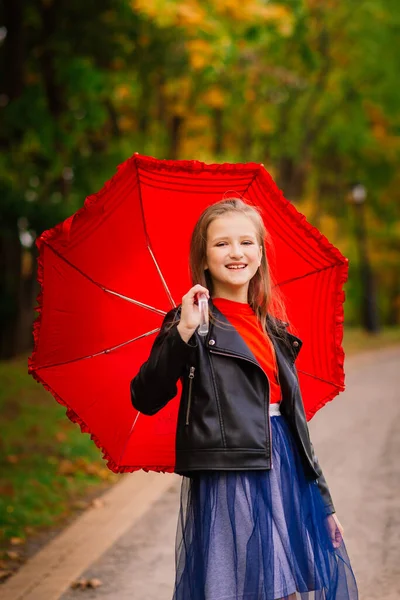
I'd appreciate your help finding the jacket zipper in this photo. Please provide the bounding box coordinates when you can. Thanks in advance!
[185,366,195,425]
[209,348,274,469]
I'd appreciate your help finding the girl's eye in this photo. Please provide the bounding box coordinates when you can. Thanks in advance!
[215,241,254,247]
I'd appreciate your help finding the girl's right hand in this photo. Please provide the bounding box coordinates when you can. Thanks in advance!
[177,284,210,341]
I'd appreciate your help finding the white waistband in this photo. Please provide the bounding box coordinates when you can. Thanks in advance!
[269,403,281,417]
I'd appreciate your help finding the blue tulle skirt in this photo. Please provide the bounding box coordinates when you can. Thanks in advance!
[172,414,358,600]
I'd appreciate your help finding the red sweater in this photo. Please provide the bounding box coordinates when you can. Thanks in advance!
[212,297,282,404]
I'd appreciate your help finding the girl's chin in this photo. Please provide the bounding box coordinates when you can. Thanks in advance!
[217,276,253,288]
[210,267,257,287]
[223,269,254,281]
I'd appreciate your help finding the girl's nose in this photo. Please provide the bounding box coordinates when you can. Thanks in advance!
[229,243,244,258]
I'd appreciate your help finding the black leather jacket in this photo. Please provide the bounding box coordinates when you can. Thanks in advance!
[130,301,335,515]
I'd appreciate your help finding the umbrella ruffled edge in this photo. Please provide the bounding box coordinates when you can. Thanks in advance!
[27,233,175,475]
[133,152,262,174]
[305,261,348,421]
[282,199,349,420]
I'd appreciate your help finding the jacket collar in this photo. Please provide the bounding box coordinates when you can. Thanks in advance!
[204,299,303,366]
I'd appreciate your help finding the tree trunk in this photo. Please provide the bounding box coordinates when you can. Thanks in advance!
[169,115,183,160]
[387,268,400,326]
[2,0,24,99]
[0,226,40,358]
[0,226,22,358]
[213,108,224,155]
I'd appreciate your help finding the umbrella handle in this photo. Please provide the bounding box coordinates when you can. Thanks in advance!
[198,293,209,336]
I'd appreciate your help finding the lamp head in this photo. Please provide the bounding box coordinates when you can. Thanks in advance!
[351,183,367,204]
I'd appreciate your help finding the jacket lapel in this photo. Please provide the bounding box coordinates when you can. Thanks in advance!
[205,300,302,366]
[207,302,260,365]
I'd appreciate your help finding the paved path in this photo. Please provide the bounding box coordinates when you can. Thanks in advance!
[3,345,400,599]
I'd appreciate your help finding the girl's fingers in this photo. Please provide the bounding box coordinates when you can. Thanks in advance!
[326,515,342,549]
[183,285,209,303]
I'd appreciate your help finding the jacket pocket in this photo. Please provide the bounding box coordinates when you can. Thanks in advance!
[185,366,195,425]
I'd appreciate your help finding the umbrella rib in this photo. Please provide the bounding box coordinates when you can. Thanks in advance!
[35,327,161,371]
[134,175,175,309]
[147,245,176,308]
[242,169,259,196]
[296,369,343,388]
[122,410,142,461]
[275,264,337,288]
[103,289,167,316]
[42,241,167,317]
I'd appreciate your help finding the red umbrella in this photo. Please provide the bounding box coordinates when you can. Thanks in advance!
[28,153,348,473]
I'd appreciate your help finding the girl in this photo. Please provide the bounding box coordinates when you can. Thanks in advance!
[130,199,358,600]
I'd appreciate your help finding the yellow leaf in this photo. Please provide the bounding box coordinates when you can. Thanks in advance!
[202,87,226,108]
[6,455,18,464]
[55,431,67,442]
[99,467,112,480]
[277,18,294,37]
[90,498,105,509]
[245,89,256,103]
[114,85,131,100]
[57,459,75,476]
[186,39,214,71]
[256,5,291,21]
[84,462,101,476]
[177,2,206,26]
[71,578,103,589]
[10,537,25,546]
[118,115,137,132]
[190,53,208,70]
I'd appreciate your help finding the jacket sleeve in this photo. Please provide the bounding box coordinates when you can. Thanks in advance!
[130,307,198,416]
[309,440,336,515]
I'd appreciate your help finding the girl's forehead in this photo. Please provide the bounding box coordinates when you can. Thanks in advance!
[208,213,257,237]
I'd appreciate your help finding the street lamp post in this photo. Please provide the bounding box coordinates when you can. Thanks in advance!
[349,183,380,333]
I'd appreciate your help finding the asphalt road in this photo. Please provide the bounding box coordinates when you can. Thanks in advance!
[60,345,400,600]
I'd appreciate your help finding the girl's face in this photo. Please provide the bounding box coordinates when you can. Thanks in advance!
[204,213,262,300]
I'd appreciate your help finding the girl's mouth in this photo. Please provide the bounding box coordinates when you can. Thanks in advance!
[225,264,247,270]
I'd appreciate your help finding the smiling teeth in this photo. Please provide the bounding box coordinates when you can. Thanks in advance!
[227,265,246,269]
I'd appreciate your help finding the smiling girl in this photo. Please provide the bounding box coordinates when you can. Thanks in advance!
[130,198,358,600]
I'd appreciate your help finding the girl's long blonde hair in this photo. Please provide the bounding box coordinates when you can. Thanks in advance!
[189,198,291,340]
[167,198,289,343]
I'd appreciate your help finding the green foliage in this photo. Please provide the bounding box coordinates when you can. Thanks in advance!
[0,0,399,324]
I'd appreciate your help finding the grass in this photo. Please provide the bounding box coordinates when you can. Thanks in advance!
[1,327,399,555]
[343,325,400,355]
[0,352,118,553]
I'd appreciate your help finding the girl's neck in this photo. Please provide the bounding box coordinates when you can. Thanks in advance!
[211,285,249,304]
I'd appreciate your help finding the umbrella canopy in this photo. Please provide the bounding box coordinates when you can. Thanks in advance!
[28,153,348,473]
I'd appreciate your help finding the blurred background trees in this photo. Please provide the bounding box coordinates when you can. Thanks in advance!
[1,0,400,358]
